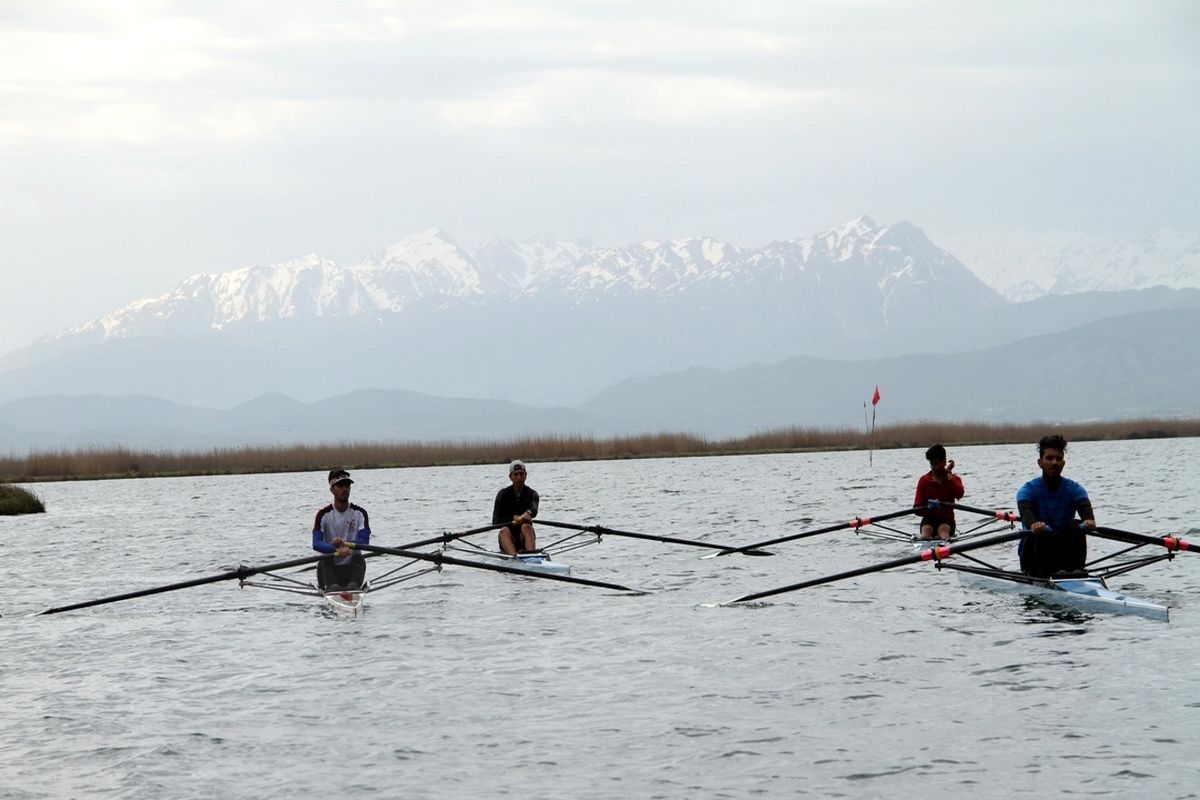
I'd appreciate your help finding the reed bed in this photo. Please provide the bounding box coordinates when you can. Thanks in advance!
[0,483,46,515]
[1,418,1197,483]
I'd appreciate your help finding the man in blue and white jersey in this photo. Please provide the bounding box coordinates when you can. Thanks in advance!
[312,468,371,590]
[1016,434,1096,578]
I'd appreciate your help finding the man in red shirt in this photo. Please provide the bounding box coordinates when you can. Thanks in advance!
[913,444,964,541]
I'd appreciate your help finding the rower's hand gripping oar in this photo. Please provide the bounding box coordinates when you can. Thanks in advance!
[702,506,927,559]
[719,528,1029,606]
[536,519,773,556]
[352,542,644,593]
[40,554,329,615]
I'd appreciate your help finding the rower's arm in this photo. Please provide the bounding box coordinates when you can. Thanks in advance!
[1017,499,1039,530]
[312,528,335,554]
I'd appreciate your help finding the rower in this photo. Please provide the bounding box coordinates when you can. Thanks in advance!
[1016,434,1096,578]
[913,444,964,541]
[493,460,539,556]
[312,468,371,591]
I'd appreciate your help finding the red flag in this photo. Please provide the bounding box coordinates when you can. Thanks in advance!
[871,386,881,406]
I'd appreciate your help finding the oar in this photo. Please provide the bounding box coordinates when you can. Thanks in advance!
[721,528,1028,605]
[352,543,641,593]
[302,521,514,571]
[1090,526,1200,554]
[934,501,1020,522]
[702,506,925,559]
[41,554,328,615]
[536,519,773,556]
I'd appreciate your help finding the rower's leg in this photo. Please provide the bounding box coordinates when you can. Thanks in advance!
[498,527,518,556]
[347,553,366,590]
[937,522,952,541]
[519,523,537,553]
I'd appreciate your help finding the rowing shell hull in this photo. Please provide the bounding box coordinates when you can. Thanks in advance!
[957,572,1168,622]
[323,589,365,618]
[508,554,571,576]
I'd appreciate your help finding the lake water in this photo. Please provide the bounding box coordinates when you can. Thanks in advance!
[2,438,1199,799]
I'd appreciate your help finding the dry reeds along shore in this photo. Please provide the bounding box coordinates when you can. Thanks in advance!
[1,418,1196,484]
[0,484,45,515]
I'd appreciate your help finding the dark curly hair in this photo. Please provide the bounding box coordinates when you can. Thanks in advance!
[1038,433,1067,456]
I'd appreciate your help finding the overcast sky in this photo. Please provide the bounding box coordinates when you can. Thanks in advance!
[1,1,1197,356]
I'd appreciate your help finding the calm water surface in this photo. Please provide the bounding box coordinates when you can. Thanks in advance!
[2,439,1199,799]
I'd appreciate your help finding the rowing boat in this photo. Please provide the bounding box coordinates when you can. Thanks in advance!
[720,517,1195,623]
[322,589,367,617]
[440,543,572,576]
[953,569,1168,621]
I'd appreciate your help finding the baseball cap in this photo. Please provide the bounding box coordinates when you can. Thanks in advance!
[509,460,526,474]
[328,469,354,487]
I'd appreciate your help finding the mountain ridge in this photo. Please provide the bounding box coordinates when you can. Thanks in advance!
[3,307,1195,454]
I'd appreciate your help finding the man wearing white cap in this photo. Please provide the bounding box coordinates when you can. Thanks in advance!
[493,460,539,555]
[312,468,371,591]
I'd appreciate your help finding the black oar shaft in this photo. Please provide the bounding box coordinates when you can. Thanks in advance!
[937,501,1019,522]
[536,519,771,555]
[1091,526,1200,554]
[353,543,638,593]
[395,521,512,550]
[727,529,1027,604]
[715,506,925,556]
[41,554,326,615]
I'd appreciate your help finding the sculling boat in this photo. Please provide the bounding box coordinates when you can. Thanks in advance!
[720,513,1196,623]
[440,541,573,576]
[321,589,367,618]
[239,552,444,617]
[954,570,1168,621]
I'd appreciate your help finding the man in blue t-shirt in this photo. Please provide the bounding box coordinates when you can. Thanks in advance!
[1016,434,1096,578]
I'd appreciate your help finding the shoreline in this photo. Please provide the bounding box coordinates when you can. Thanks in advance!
[3,417,1197,483]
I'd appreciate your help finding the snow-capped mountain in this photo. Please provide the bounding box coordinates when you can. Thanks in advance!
[12,216,1196,412]
[942,230,1200,301]
[42,217,1000,344]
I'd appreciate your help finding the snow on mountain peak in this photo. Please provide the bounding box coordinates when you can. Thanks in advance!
[41,217,1194,348]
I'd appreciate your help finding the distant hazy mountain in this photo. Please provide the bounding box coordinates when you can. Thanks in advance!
[578,307,1200,436]
[2,308,1196,454]
[38,216,1002,346]
[4,217,1017,407]
[942,230,1200,301]
[5,217,1198,416]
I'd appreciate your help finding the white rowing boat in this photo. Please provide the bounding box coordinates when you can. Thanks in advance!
[322,588,366,617]
[955,570,1169,621]
[441,546,572,576]
[239,554,444,617]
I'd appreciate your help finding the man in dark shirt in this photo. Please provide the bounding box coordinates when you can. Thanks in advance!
[493,460,540,555]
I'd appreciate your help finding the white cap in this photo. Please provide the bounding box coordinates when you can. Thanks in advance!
[509,460,526,474]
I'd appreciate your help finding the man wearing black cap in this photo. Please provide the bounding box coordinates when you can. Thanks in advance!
[493,460,539,555]
[312,468,371,591]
